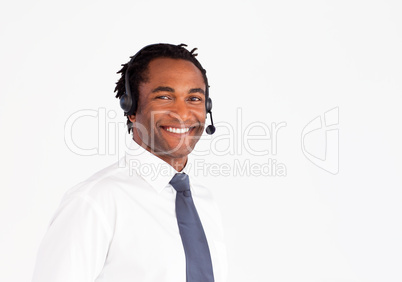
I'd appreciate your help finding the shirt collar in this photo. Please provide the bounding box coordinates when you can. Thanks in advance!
[125,139,190,193]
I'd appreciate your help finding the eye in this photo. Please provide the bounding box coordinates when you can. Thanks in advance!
[156,95,170,100]
[188,96,203,102]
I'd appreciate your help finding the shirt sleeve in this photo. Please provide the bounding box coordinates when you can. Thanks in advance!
[32,194,113,282]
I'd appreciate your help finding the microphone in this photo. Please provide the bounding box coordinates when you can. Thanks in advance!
[205,111,215,135]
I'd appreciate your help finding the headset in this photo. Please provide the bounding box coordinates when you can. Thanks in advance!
[119,44,216,135]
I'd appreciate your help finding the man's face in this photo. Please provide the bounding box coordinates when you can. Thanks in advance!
[129,57,206,164]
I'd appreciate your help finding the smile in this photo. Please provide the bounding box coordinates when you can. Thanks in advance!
[162,126,191,134]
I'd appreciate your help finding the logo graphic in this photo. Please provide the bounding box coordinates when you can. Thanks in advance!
[64,107,288,177]
[301,107,339,174]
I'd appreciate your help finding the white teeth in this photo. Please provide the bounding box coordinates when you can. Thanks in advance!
[165,127,190,134]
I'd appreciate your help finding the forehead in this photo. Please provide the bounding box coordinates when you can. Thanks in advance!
[144,58,205,85]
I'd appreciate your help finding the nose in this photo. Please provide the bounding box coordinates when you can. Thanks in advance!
[169,98,191,123]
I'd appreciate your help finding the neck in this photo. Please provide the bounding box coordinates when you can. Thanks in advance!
[160,156,187,172]
[132,138,188,172]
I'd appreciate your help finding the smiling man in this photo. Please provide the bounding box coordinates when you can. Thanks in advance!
[32,44,227,282]
[130,57,206,171]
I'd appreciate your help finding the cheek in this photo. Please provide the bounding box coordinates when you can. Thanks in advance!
[138,103,163,122]
[196,109,207,122]
[132,111,152,137]
[134,104,151,124]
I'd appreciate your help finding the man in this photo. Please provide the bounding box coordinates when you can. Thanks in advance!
[32,43,227,282]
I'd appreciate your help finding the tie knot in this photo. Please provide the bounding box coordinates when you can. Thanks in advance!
[169,173,190,192]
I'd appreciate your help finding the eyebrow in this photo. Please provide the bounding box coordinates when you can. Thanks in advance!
[188,88,205,95]
[152,86,174,93]
[151,86,205,95]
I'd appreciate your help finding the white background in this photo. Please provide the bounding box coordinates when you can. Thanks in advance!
[1,0,401,281]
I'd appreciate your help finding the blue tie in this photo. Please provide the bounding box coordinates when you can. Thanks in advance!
[169,173,215,282]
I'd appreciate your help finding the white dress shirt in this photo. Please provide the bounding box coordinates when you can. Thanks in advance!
[32,140,228,282]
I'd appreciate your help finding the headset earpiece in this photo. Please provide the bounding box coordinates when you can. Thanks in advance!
[120,59,136,114]
[206,97,212,113]
[120,92,132,114]
[205,96,215,135]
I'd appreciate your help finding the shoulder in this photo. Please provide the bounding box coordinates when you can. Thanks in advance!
[58,158,143,213]
[64,161,120,195]
[49,159,138,229]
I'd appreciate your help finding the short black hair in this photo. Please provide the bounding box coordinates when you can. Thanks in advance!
[114,43,209,133]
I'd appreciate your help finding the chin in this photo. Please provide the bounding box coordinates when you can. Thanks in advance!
[163,146,195,158]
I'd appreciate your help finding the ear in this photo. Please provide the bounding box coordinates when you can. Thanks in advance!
[128,114,136,123]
